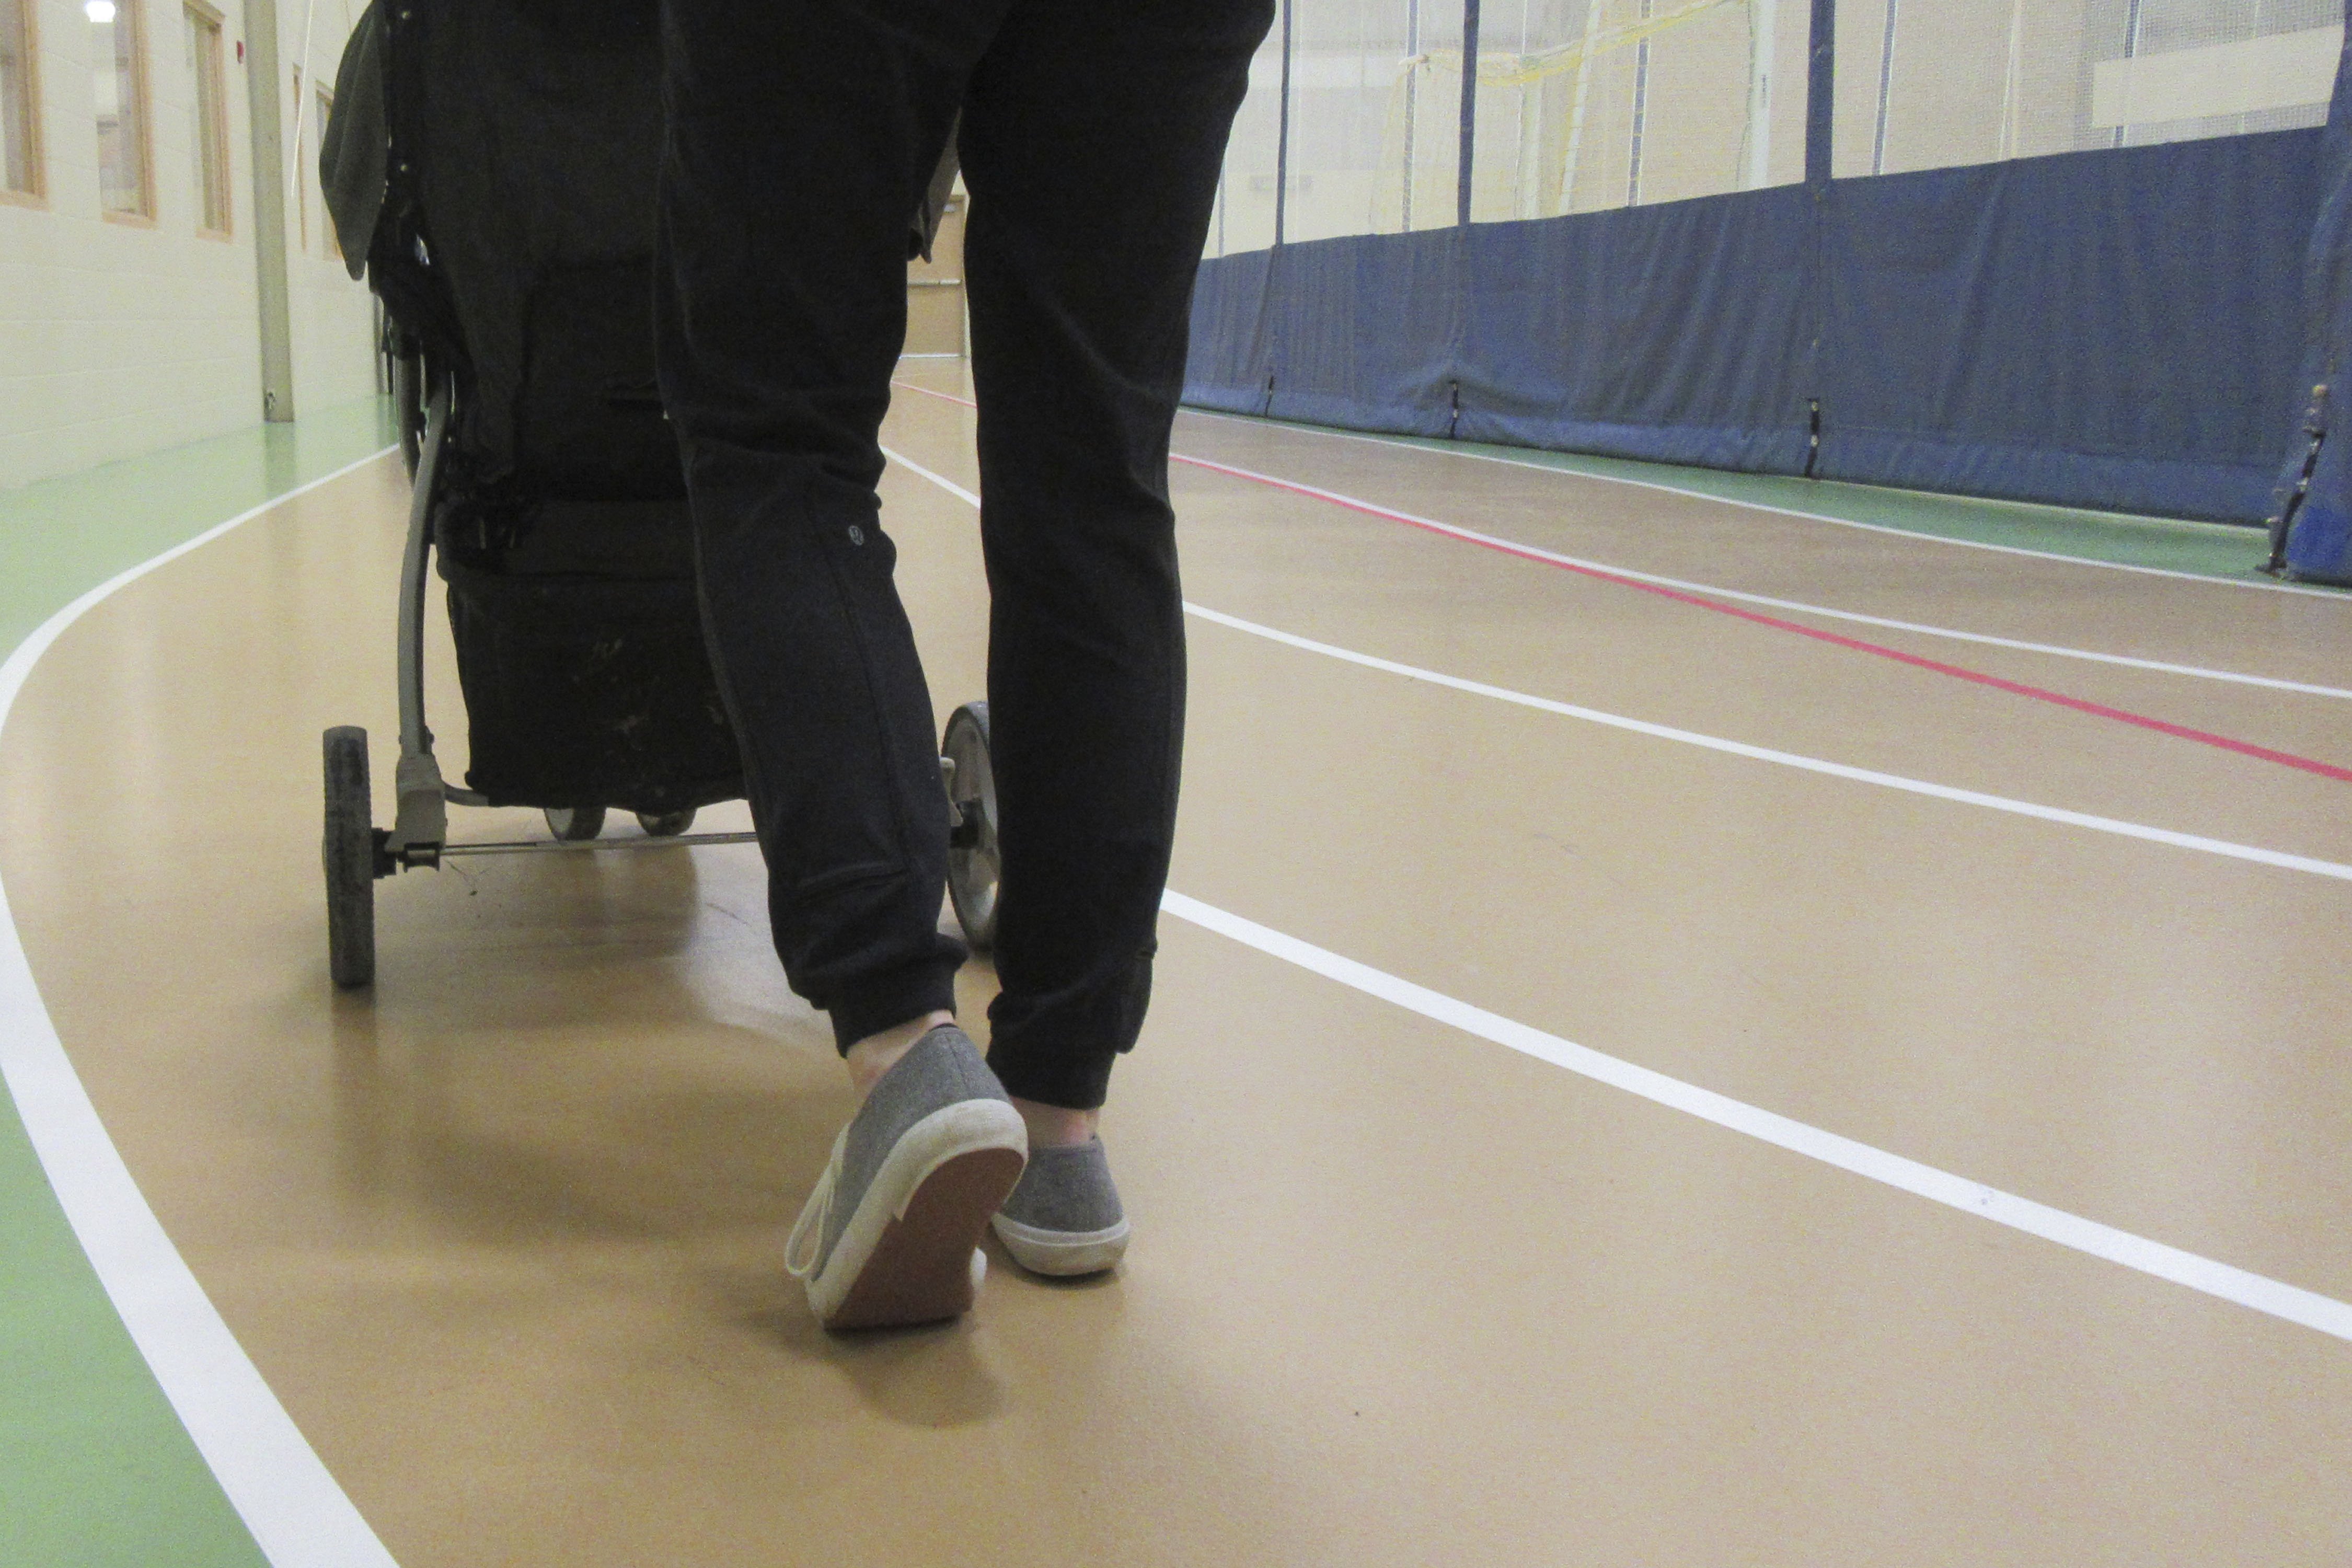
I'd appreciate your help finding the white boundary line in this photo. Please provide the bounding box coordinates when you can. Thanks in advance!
[1181,405,2352,603]
[881,445,2352,884]
[1182,604,2352,883]
[14,431,2327,1563]
[1158,891,2352,1343]
[881,443,982,507]
[0,449,402,1568]
[893,427,2352,1340]
[1172,451,2352,700]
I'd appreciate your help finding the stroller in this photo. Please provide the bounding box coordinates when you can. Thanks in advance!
[317,0,999,987]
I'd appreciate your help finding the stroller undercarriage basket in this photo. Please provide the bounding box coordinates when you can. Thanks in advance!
[438,550,739,817]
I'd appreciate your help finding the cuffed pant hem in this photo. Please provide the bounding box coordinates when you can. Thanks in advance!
[986,1044,1119,1112]
[828,961,963,1054]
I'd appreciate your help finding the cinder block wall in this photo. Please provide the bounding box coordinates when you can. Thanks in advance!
[0,0,378,491]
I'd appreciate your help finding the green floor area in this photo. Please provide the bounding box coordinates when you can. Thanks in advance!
[0,396,396,1568]
[0,398,400,656]
[1271,419,2305,586]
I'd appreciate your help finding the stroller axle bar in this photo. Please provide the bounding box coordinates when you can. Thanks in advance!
[435,831,761,858]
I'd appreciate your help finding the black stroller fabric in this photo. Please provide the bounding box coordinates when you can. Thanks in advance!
[328,0,744,814]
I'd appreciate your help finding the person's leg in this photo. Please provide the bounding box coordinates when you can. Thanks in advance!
[657,0,1028,1328]
[655,0,1011,1060]
[959,0,1274,1124]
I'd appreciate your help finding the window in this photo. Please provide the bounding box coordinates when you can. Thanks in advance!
[1,0,40,200]
[315,83,336,256]
[91,0,152,219]
[184,2,226,233]
[1833,0,2342,179]
[1208,1,1819,255]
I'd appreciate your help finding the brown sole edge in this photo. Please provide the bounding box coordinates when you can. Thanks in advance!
[823,1145,1027,1331]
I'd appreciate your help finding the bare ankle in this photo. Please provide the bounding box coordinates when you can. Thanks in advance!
[844,1010,956,1100]
[1011,1097,1100,1149]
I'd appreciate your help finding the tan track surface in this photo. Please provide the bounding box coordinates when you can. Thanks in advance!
[2,362,2347,1565]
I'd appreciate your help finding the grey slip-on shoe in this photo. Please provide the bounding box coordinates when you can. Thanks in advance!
[991,1137,1130,1277]
[786,1025,1028,1330]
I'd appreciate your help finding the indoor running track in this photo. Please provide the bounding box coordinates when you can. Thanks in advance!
[4,359,2350,1566]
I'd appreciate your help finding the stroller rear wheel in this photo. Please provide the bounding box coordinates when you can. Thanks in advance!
[544,805,606,841]
[637,809,696,837]
[322,727,377,988]
[942,701,998,951]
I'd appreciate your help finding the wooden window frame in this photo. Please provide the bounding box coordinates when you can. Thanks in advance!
[0,0,45,206]
[185,0,228,239]
[98,0,158,226]
[314,80,336,258]
[291,62,305,251]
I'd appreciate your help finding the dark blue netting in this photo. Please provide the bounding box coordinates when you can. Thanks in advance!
[1189,129,2319,526]
[2282,18,2352,582]
[1188,2,2352,564]
[1821,132,2316,524]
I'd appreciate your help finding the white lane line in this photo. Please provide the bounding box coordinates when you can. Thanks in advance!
[880,445,2352,884]
[887,430,2352,1336]
[881,442,980,507]
[1172,452,2352,700]
[0,449,403,1568]
[1158,890,2352,1343]
[1185,603,2352,884]
[1181,406,2352,603]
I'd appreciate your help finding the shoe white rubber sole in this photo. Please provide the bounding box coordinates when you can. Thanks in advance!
[802,1099,1027,1330]
[989,1212,1132,1278]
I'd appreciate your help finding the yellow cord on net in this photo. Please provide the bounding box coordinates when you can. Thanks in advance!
[1413,0,1743,90]
[1364,0,1752,226]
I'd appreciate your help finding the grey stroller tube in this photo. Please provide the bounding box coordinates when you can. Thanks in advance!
[387,381,452,860]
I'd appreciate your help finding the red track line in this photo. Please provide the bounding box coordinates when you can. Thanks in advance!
[889,379,2352,785]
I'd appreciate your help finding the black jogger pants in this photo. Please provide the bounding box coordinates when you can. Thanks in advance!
[654,0,1273,1108]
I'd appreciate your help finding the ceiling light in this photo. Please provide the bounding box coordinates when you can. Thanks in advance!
[85,1,118,24]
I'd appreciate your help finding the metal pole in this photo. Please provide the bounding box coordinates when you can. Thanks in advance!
[1275,0,1293,245]
[1458,0,1481,225]
[283,0,319,218]
[1558,0,1607,212]
[1402,0,1420,229]
[243,0,296,421]
[1744,0,1777,189]
[2114,0,2145,148]
[1803,0,1834,475]
[1999,0,2024,159]
[1805,0,1835,189]
[1629,0,1654,207]
[1515,0,1539,217]
[1871,0,1898,176]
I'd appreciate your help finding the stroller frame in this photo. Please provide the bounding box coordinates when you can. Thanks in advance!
[378,380,760,869]
[317,0,1000,990]
[322,370,1002,989]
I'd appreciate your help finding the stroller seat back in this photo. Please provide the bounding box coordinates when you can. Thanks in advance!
[411,0,676,505]
[330,0,742,815]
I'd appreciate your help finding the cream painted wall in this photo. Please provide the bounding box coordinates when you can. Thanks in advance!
[283,4,378,424]
[0,0,377,491]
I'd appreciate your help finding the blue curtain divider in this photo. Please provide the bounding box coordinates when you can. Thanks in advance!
[1187,132,2319,526]
[2281,17,2352,582]
[1187,2,2352,560]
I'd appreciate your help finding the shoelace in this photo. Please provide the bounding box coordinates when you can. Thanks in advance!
[784,1128,848,1281]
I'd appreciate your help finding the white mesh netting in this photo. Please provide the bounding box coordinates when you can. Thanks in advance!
[1208,0,2343,254]
[1834,0,2343,178]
